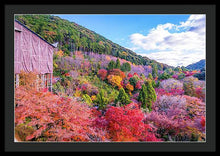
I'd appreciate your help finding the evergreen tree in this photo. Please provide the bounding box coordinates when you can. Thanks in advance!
[138,84,148,109]
[108,60,116,70]
[148,73,153,80]
[115,88,131,106]
[96,89,109,110]
[138,80,157,111]
[152,63,158,79]
[115,58,121,69]
[158,71,171,80]
[121,62,131,72]
[145,80,157,112]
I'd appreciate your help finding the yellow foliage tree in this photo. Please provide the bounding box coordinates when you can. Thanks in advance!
[126,83,134,95]
[107,75,122,89]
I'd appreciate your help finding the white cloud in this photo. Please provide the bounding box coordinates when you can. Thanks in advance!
[129,14,206,67]
[141,50,205,67]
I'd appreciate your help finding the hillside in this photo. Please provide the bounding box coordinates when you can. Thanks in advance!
[186,59,205,70]
[15,14,171,70]
[14,14,206,142]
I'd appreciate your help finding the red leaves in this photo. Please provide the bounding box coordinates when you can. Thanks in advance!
[200,116,205,127]
[98,69,108,80]
[127,73,133,79]
[135,81,142,90]
[64,73,70,77]
[100,103,160,141]
[14,87,106,142]
[26,134,35,141]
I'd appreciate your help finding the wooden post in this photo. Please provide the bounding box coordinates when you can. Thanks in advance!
[41,74,44,89]
[50,73,52,92]
[15,74,19,88]
[36,74,39,91]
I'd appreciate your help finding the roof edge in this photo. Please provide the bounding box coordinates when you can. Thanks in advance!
[14,19,56,48]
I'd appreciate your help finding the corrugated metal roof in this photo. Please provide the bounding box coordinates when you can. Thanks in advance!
[14,19,56,48]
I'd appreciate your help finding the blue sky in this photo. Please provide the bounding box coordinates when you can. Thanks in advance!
[55,14,205,67]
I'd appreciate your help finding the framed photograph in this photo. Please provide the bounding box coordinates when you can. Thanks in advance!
[4,4,216,152]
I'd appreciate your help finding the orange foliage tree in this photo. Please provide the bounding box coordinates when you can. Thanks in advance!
[107,75,122,89]
[108,69,126,80]
[126,83,134,95]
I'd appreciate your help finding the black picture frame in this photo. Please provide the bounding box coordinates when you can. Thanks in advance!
[4,4,216,152]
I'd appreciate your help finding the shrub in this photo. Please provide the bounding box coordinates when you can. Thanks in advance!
[101,103,161,141]
[145,94,206,141]
[18,71,42,91]
[15,87,107,142]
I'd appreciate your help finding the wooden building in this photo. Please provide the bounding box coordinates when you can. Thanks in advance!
[14,20,56,91]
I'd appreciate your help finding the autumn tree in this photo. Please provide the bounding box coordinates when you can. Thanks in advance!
[108,69,126,80]
[98,69,108,81]
[107,75,123,89]
[126,83,134,95]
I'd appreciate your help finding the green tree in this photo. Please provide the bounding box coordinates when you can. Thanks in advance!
[115,88,131,106]
[108,60,116,70]
[121,62,131,72]
[152,63,158,78]
[96,89,109,110]
[138,84,148,109]
[82,94,92,106]
[129,75,140,88]
[145,80,157,111]
[148,73,153,80]
[138,80,157,112]
[115,58,121,69]
[158,71,171,80]
[174,66,182,72]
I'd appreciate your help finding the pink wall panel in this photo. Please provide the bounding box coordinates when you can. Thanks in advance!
[14,21,54,74]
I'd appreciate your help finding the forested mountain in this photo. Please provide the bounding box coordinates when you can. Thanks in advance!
[186,59,205,70]
[14,14,206,142]
[15,14,171,70]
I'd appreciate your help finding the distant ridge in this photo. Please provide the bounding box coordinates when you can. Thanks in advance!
[186,59,205,70]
